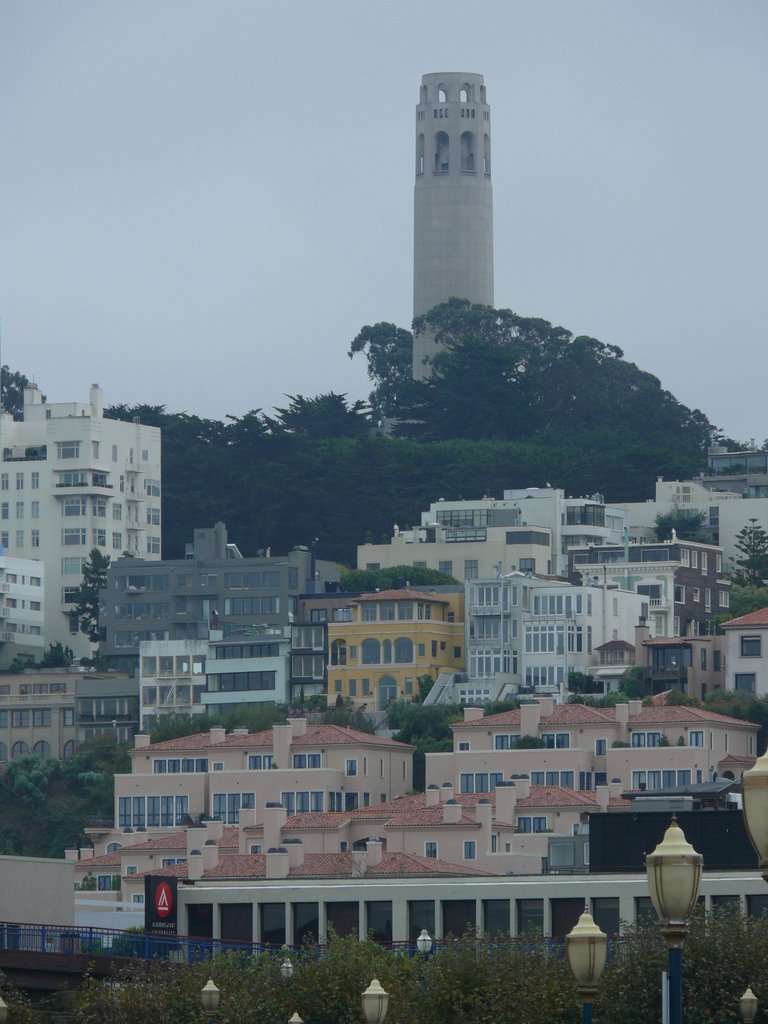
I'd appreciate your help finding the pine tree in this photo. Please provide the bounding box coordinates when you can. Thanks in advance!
[73,548,111,644]
[733,519,768,587]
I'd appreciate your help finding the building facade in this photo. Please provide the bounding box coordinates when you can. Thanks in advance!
[0,385,161,657]
[326,588,465,709]
[99,523,340,660]
[0,554,45,669]
[358,488,629,581]
[413,73,493,379]
[722,608,768,696]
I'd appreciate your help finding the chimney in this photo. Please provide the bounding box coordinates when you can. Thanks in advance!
[475,799,493,833]
[64,849,79,862]
[494,781,517,822]
[187,824,208,856]
[284,838,305,868]
[520,703,542,736]
[263,802,288,849]
[443,799,461,824]
[513,774,531,799]
[628,699,643,718]
[635,623,651,657]
[366,838,383,867]
[231,727,249,738]
[425,785,440,807]
[609,778,624,801]
[463,707,484,723]
[89,384,104,418]
[133,734,151,750]
[205,818,224,842]
[187,850,204,881]
[209,726,226,745]
[537,697,555,718]
[202,838,219,870]
[291,717,308,737]
[239,806,258,828]
[439,782,454,803]
[614,703,630,731]
[595,785,609,811]
[272,721,292,769]
[266,847,290,879]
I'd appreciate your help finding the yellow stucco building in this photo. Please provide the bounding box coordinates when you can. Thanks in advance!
[327,588,465,709]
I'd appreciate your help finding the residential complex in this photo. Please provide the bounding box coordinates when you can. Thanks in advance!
[358,488,628,580]
[0,384,161,657]
[722,609,768,696]
[0,553,45,669]
[99,522,340,661]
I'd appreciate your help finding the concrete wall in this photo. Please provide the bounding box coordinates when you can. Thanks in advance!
[0,855,74,924]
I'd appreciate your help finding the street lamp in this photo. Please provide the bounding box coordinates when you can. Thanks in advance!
[288,1015,303,1024]
[361,979,389,1024]
[566,908,608,1024]
[645,817,702,1024]
[740,987,758,1024]
[0,994,8,1024]
[200,980,220,1024]
[416,928,433,955]
[280,958,295,982]
[741,748,768,882]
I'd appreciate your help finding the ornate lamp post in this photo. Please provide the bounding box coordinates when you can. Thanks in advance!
[362,979,389,1024]
[566,908,608,1024]
[741,749,768,882]
[645,817,702,1024]
[740,987,758,1024]
[200,980,220,1024]
[416,928,433,955]
[281,958,295,982]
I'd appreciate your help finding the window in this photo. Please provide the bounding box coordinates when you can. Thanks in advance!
[346,759,358,776]
[735,674,756,693]
[93,529,106,546]
[31,472,39,489]
[146,479,160,497]
[541,732,570,749]
[464,559,479,580]
[57,441,80,459]
[147,536,161,554]
[689,730,704,747]
[425,842,438,859]
[595,738,606,756]
[62,528,86,546]
[463,841,476,860]
[741,636,762,657]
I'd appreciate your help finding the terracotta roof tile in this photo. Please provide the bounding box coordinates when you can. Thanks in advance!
[452,703,617,729]
[141,850,487,880]
[630,706,758,728]
[137,723,412,753]
[517,787,599,809]
[354,589,450,603]
[721,608,768,628]
[76,851,122,869]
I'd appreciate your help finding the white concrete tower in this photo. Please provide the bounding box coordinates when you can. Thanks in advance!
[413,72,494,379]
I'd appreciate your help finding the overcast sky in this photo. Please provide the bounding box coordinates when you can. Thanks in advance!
[1,1,766,443]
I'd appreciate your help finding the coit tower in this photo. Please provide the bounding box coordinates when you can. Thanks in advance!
[412,72,494,379]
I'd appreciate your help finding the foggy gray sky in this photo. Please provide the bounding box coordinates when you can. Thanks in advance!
[2,1,766,444]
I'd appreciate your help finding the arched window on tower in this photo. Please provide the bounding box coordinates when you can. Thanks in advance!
[460,84,471,103]
[362,638,381,665]
[331,639,347,666]
[438,84,448,102]
[417,133,425,176]
[435,132,449,173]
[461,132,475,172]
[394,637,414,663]
[33,740,51,758]
[12,741,29,760]
[484,134,491,175]
[420,84,428,103]
[480,85,487,103]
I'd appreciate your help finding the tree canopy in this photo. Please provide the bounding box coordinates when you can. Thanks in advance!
[339,565,459,591]
[732,519,768,587]
[653,509,706,542]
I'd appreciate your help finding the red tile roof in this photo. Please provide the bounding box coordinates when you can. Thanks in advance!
[630,705,758,728]
[721,608,768,628]
[453,703,616,729]
[136,723,413,753]
[355,589,450,603]
[140,850,487,880]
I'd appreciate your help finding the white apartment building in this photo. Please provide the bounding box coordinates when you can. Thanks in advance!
[442,573,647,705]
[622,476,768,570]
[0,385,161,657]
[358,487,628,581]
[139,639,209,731]
[722,609,768,696]
[0,554,45,669]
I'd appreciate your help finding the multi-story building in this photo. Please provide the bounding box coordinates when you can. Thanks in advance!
[569,538,730,637]
[75,672,138,745]
[99,522,340,661]
[138,639,209,731]
[358,488,629,581]
[633,624,727,699]
[444,572,647,705]
[0,554,45,669]
[0,384,161,657]
[426,699,757,796]
[326,588,465,709]
[86,717,415,853]
[0,669,77,761]
[204,628,291,716]
[721,608,768,696]
[622,473,768,570]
